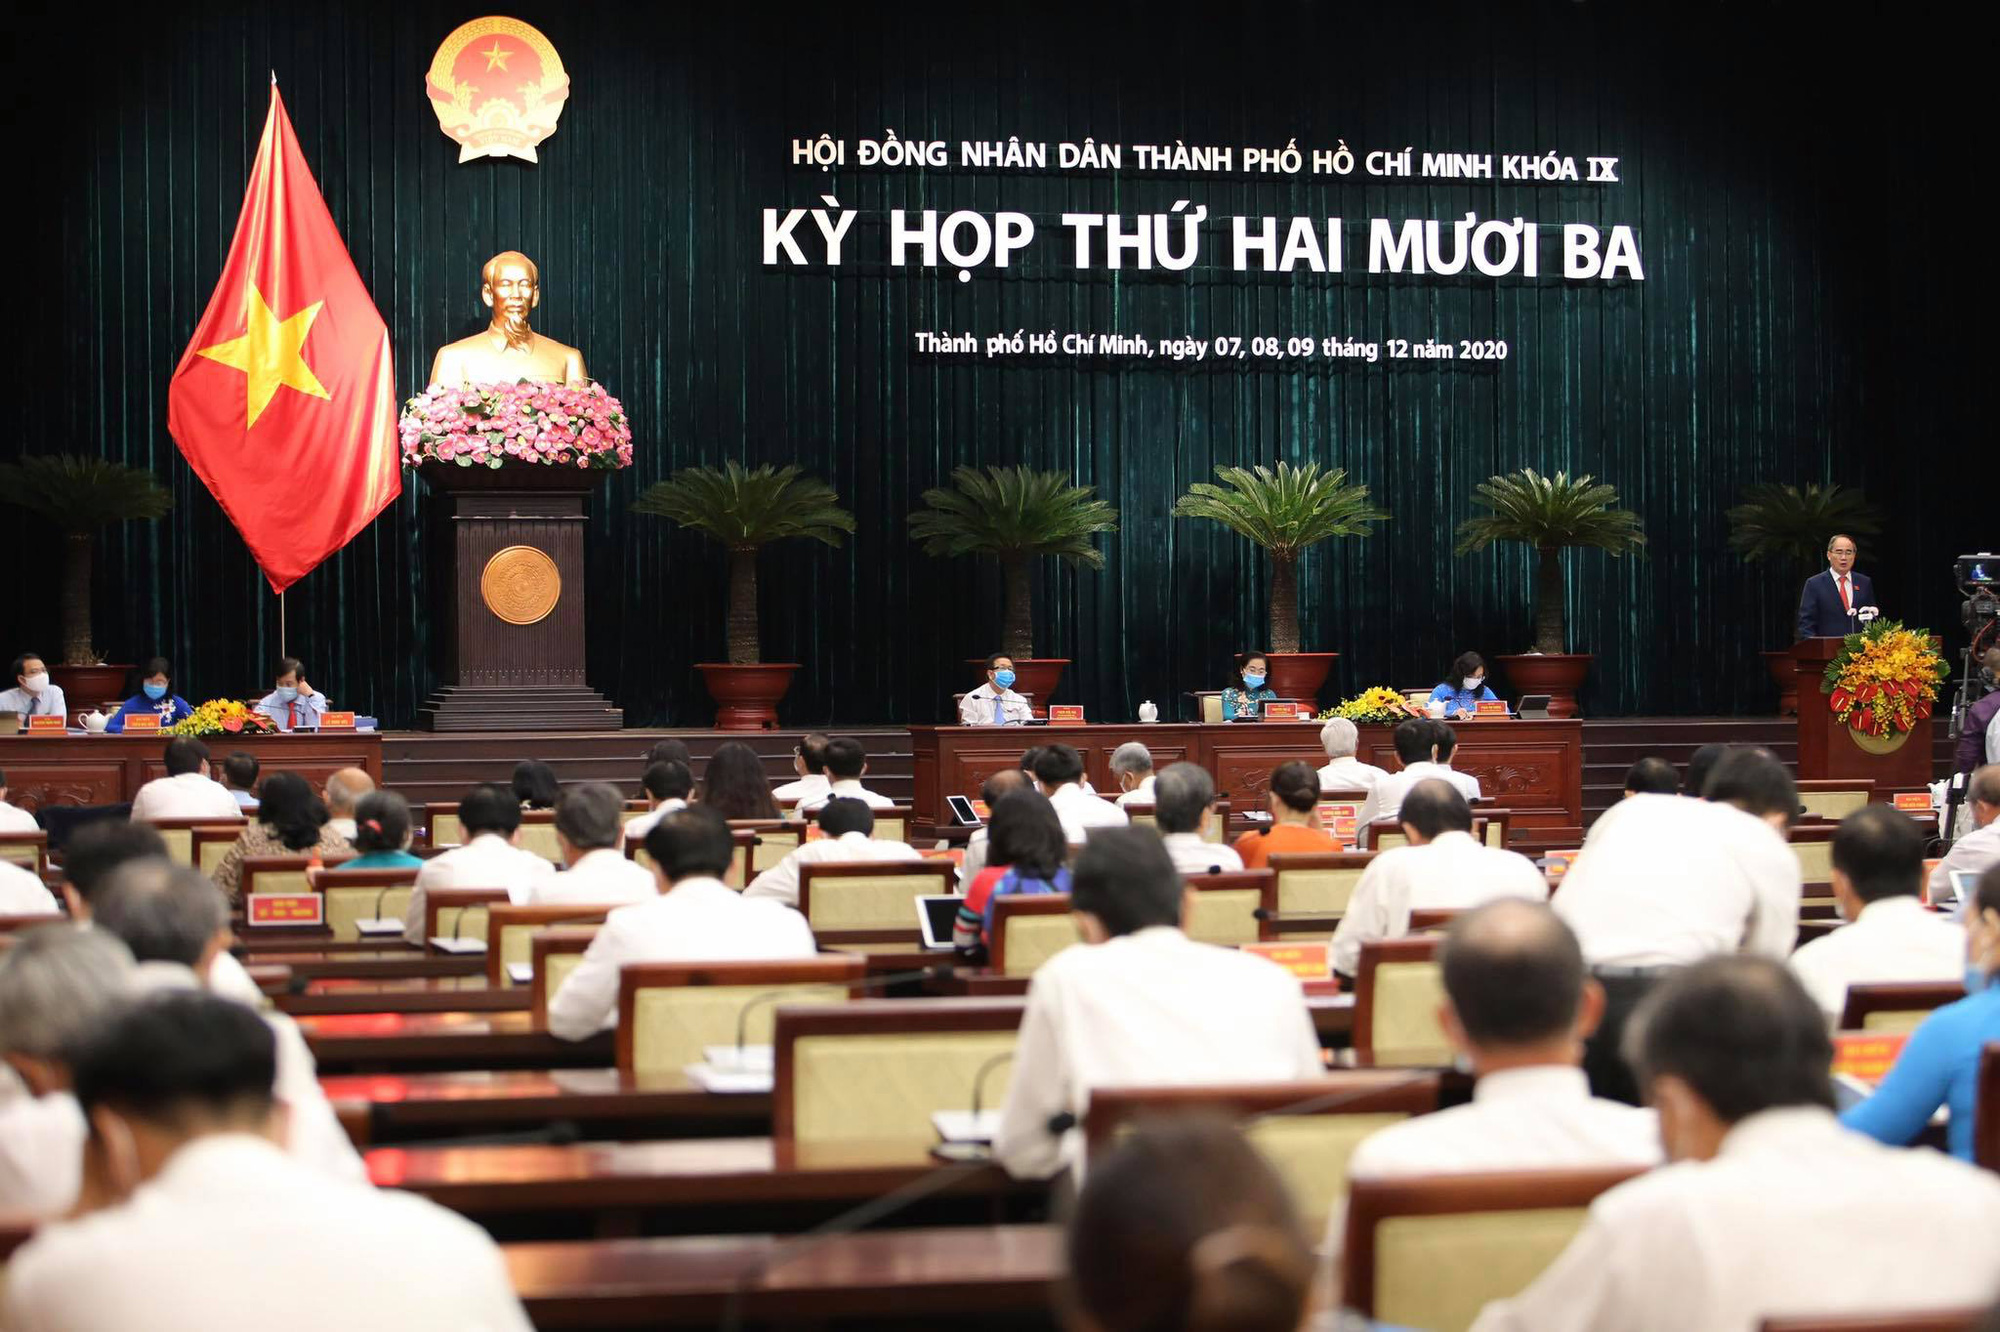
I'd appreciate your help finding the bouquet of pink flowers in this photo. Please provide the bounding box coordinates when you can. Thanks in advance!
[399,381,634,470]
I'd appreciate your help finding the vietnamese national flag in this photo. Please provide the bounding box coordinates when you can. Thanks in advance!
[167,81,400,593]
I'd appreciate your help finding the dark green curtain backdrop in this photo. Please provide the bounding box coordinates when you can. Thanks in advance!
[1,2,1987,726]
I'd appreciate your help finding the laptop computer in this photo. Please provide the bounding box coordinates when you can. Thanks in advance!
[916,895,962,951]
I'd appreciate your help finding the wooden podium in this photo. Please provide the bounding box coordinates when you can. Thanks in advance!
[416,464,622,732]
[1791,637,1931,789]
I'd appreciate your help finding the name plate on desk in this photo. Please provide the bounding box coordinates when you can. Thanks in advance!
[1475,700,1510,717]
[246,893,325,927]
[319,711,357,731]
[1261,702,1303,722]
[1831,1031,1909,1085]
[1893,792,1934,813]
[1047,705,1086,725]
[121,713,161,733]
[25,715,66,734]
[1242,941,1332,981]
[1544,849,1580,881]
[1317,801,1362,846]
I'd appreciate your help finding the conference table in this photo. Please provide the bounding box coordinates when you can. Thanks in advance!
[322,1068,772,1145]
[0,729,384,815]
[300,1010,612,1073]
[908,719,1585,843]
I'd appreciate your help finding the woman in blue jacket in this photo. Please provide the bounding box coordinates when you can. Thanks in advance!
[105,657,195,732]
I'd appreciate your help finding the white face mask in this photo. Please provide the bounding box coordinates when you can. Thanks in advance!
[1463,676,1482,691]
[21,673,48,694]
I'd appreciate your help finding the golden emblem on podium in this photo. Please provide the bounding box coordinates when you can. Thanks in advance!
[425,17,570,163]
[480,545,562,625]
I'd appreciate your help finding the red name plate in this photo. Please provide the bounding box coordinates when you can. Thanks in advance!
[319,711,357,730]
[1475,700,1510,717]
[1262,701,1303,722]
[1544,849,1581,880]
[122,713,161,733]
[1893,792,1934,813]
[246,892,325,927]
[804,822,827,842]
[25,715,65,733]
[1317,801,1362,846]
[1242,941,1332,981]
[1831,1030,1909,1085]
[1047,705,1086,726]
[970,799,991,820]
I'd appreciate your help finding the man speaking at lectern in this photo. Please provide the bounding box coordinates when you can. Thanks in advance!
[1797,534,1876,639]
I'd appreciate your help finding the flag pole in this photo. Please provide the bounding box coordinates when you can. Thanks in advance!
[279,589,287,659]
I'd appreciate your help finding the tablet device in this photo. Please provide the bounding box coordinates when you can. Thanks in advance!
[946,794,983,826]
[1517,694,1553,720]
[916,895,962,951]
[1945,869,1980,910]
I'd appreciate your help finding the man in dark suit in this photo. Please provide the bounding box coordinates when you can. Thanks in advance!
[1797,533,1875,639]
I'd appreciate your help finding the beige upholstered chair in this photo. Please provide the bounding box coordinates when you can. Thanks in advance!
[989,894,1082,977]
[484,903,613,986]
[1354,936,1450,1066]
[1796,779,1875,821]
[240,853,355,901]
[0,832,49,876]
[1838,980,1965,1033]
[527,926,600,1029]
[309,866,419,942]
[141,817,243,868]
[420,886,510,948]
[1266,851,1378,933]
[798,859,956,943]
[616,956,865,1079]
[1180,869,1272,946]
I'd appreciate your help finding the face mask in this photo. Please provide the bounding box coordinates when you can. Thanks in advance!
[276,686,299,702]
[993,670,1016,690]
[1242,673,1266,690]
[142,682,168,701]
[21,673,47,694]
[1464,677,1483,691]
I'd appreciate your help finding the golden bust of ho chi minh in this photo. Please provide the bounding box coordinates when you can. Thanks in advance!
[427,251,588,387]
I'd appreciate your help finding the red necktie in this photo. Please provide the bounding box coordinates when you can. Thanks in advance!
[1838,575,1851,612]
[287,699,297,729]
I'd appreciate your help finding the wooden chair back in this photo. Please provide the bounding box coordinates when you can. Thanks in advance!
[1789,823,1839,889]
[423,802,466,849]
[1085,1073,1443,1233]
[308,866,419,942]
[141,817,244,867]
[729,819,804,872]
[624,827,755,886]
[1758,1313,1982,1332]
[1315,792,1370,847]
[872,806,912,843]
[0,913,64,933]
[1265,851,1377,934]
[516,810,562,863]
[192,824,243,878]
[0,832,48,876]
[1366,819,1408,851]
[1838,980,1965,1033]
[485,903,613,986]
[773,996,1025,1148]
[528,926,600,1029]
[421,886,511,948]
[1480,808,1514,849]
[1198,692,1225,724]
[1343,1166,1648,1329]
[990,894,1081,977]
[1121,801,1233,845]
[1408,908,1463,932]
[798,859,956,943]
[1180,868,1272,946]
[240,853,354,901]
[1795,778,1877,821]
[1354,935,1449,1066]
[616,955,866,1079]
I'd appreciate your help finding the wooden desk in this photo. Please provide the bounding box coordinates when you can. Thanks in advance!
[0,730,384,817]
[299,1010,612,1074]
[242,949,486,982]
[322,1068,770,1145]
[280,976,531,1016]
[909,721,1583,843]
[924,969,1356,1044]
[505,1223,1059,1327]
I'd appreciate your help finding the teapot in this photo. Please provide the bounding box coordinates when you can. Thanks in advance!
[1138,700,1159,724]
[80,709,109,733]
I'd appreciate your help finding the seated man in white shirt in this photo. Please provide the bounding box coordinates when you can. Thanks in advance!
[401,783,557,945]
[129,738,245,823]
[321,767,374,844]
[93,858,365,1182]
[0,858,58,914]
[1151,762,1242,876]
[993,827,1324,1180]
[219,751,261,810]
[1555,747,1803,1104]
[797,736,896,811]
[1317,717,1390,795]
[1622,756,1680,798]
[1332,901,1659,1262]
[1933,765,2000,915]
[548,805,818,1039]
[1033,743,1129,843]
[771,733,832,806]
[742,796,921,908]
[2,989,531,1331]
[529,781,656,907]
[0,925,133,1218]
[0,653,67,723]
[1330,779,1549,978]
[960,767,1029,883]
[0,767,44,832]
[1790,804,1965,1023]
[1471,956,2000,1332]
[1363,718,1483,826]
[958,653,1034,726]
[623,759,693,844]
[1108,742,1156,808]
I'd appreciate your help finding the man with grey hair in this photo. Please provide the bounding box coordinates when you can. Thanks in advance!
[1317,717,1390,796]
[961,767,1029,882]
[0,925,134,1215]
[93,859,364,1182]
[1153,762,1244,875]
[1933,765,2000,915]
[1109,742,1157,808]
[322,766,375,843]
[529,780,655,906]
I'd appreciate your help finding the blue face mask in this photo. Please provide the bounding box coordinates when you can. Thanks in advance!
[993,669,1016,690]
[142,682,168,701]
[1242,673,1266,690]
[276,685,299,702]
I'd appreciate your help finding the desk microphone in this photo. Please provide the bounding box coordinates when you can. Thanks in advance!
[727,962,958,1058]
[930,1050,1016,1163]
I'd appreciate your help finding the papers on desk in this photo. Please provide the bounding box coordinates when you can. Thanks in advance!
[506,962,534,984]
[930,1109,1001,1145]
[427,936,487,954]
[353,918,404,937]
[685,1063,774,1095]
[703,1044,774,1074]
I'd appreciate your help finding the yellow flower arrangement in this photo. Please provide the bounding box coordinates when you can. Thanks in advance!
[163,698,278,738]
[1821,621,1948,738]
[1318,685,1420,724]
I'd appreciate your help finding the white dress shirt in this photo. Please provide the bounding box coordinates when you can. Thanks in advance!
[546,876,818,1039]
[1318,755,1390,795]
[1933,819,2000,914]
[1163,831,1244,876]
[2,1133,531,1332]
[798,778,897,811]
[1553,795,1801,967]
[0,683,67,719]
[327,816,359,843]
[0,1088,85,1218]
[402,832,557,944]
[995,926,1324,1180]
[962,826,991,883]
[0,859,58,914]
[1330,831,1550,976]
[1364,760,1483,826]
[741,831,923,908]
[772,773,830,805]
[1046,782,1130,843]
[0,799,39,832]
[1788,896,1966,1022]
[253,688,330,732]
[959,681,1034,726]
[526,847,657,908]
[129,772,245,823]
[623,797,688,844]
[1470,1106,2000,1332]
[1115,775,1158,808]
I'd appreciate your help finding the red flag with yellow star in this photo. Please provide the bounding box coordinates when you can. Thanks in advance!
[167,81,400,593]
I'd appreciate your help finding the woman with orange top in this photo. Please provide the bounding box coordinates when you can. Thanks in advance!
[1233,760,1337,869]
